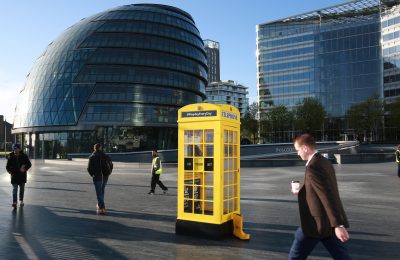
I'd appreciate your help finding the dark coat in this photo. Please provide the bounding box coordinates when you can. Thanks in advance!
[6,152,32,185]
[87,151,111,182]
[298,153,349,238]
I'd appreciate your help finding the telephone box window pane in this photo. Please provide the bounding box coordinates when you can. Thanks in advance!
[204,158,213,171]
[224,144,229,157]
[233,131,237,144]
[184,130,193,143]
[205,171,213,186]
[228,145,233,157]
[194,144,203,156]
[205,145,214,157]
[233,145,238,157]
[193,200,202,214]
[228,131,233,143]
[224,172,229,185]
[234,170,239,184]
[224,186,231,200]
[185,144,193,156]
[184,199,193,213]
[229,158,234,171]
[205,129,214,143]
[224,158,229,170]
[205,187,213,201]
[224,130,228,143]
[204,202,213,215]
[194,130,203,143]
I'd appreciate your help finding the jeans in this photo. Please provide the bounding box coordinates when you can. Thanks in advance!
[93,180,107,209]
[288,227,351,260]
[12,183,25,203]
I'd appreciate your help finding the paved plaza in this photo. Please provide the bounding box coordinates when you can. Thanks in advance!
[0,158,399,259]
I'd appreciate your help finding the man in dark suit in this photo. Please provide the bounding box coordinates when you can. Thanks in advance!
[289,134,351,260]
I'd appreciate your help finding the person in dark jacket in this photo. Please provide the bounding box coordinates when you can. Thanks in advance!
[289,134,350,260]
[6,143,32,208]
[87,143,113,214]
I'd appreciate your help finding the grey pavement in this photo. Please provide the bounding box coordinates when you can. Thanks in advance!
[0,158,399,259]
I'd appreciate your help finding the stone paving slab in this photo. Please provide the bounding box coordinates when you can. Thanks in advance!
[0,158,399,259]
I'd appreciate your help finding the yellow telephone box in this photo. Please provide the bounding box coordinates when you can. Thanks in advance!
[175,103,249,239]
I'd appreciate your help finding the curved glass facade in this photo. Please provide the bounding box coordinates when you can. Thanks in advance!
[13,4,207,158]
[257,0,382,118]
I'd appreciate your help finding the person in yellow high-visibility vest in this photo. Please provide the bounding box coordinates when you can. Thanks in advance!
[396,144,400,178]
[148,149,168,195]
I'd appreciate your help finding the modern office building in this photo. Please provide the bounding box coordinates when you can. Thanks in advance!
[12,4,207,159]
[206,80,249,117]
[0,115,14,153]
[257,0,400,121]
[382,1,400,102]
[204,39,220,83]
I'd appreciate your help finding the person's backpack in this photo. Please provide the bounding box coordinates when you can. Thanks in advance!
[101,155,113,176]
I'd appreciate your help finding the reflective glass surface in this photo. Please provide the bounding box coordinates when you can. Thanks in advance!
[257,14,382,117]
[13,4,207,157]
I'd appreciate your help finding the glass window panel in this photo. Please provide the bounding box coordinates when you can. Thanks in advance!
[184,200,193,213]
[184,144,193,156]
[233,145,238,157]
[184,130,193,143]
[205,187,213,201]
[205,145,214,157]
[204,202,213,215]
[204,129,214,143]
[224,130,228,143]
[233,131,237,144]
[224,158,229,171]
[194,130,203,143]
[224,144,229,157]
[193,200,202,214]
[225,186,231,200]
[228,131,233,143]
[194,144,203,157]
[205,172,213,187]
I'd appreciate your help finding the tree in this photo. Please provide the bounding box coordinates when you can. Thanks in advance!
[346,96,384,142]
[294,98,326,136]
[386,97,400,128]
[241,102,259,144]
[260,105,294,142]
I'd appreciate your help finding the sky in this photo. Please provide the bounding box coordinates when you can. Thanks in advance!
[0,0,347,122]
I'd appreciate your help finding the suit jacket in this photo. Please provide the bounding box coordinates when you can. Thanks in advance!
[298,153,349,238]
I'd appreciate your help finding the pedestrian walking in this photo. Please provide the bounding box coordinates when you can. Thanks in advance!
[87,143,113,214]
[395,144,400,178]
[148,150,168,195]
[6,143,32,208]
[289,134,351,260]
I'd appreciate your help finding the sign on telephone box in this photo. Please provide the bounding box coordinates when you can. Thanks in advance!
[176,103,248,239]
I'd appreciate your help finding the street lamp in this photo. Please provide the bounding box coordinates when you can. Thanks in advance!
[4,117,6,157]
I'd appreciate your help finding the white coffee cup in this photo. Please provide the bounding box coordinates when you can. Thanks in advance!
[291,181,300,193]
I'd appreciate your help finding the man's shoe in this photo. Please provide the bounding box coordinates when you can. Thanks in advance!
[20,201,24,207]
[148,191,154,195]
[12,203,17,208]
[163,189,168,195]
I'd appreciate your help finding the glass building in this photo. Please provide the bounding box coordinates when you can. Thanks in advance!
[382,2,400,102]
[205,80,249,117]
[257,0,389,119]
[12,4,207,159]
[204,39,220,83]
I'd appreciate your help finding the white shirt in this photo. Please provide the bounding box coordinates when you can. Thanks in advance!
[306,151,318,167]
